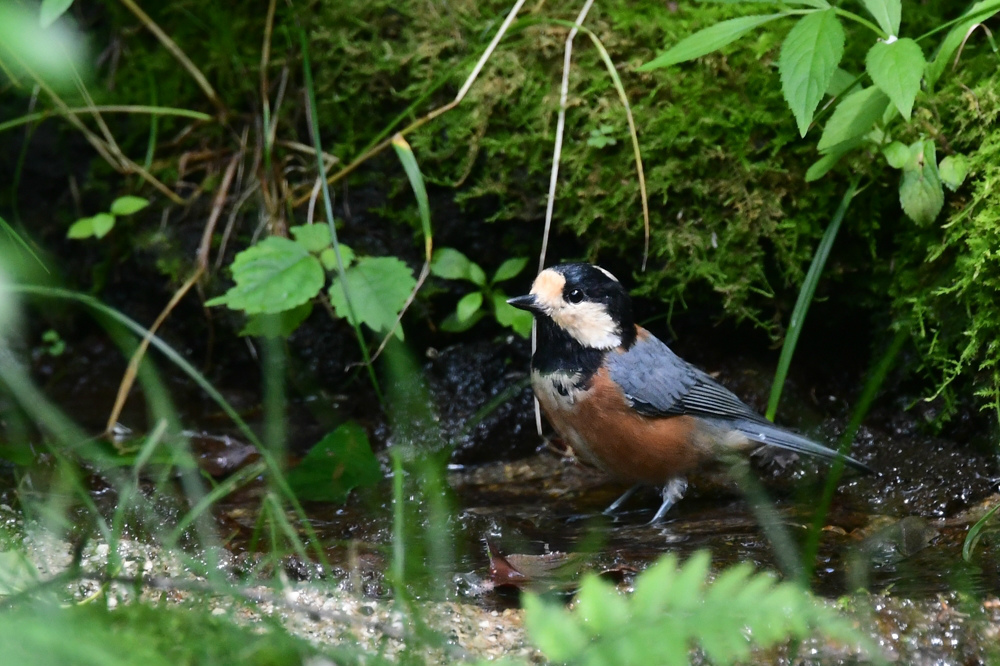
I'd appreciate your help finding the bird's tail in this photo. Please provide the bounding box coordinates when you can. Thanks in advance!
[729,419,873,474]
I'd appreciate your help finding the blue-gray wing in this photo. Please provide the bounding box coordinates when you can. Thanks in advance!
[605,332,767,424]
[606,330,874,473]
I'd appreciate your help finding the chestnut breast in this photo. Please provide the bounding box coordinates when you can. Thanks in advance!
[532,366,712,484]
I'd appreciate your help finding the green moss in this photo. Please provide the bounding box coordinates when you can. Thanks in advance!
[890,64,1000,423]
[60,1,1000,422]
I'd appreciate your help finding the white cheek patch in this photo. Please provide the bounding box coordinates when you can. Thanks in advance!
[552,302,621,349]
[529,269,622,350]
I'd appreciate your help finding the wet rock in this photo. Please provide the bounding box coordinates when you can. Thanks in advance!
[423,338,538,465]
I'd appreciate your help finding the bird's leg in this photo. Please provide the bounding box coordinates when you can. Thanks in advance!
[648,477,688,524]
[603,484,642,515]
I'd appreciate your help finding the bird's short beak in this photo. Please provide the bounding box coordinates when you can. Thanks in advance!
[507,293,543,314]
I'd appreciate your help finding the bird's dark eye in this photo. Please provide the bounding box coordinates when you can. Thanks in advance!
[566,288,584,304]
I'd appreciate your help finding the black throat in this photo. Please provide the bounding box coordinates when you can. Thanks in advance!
[532,317,606,381]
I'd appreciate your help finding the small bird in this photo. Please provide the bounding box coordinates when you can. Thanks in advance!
[507,262,870,522]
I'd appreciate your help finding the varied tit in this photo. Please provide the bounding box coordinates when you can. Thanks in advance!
[507,262,871,522]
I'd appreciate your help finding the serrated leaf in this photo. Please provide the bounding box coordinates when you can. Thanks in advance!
[320,245,355,271]
[39,0,74,28]
[328,256,417,339]
[285,422,381,502]
[926,0,1000,90]
[206,236,324,314]
[939,154,969,191]
[240,302,313,338]
[865,38,925,119]
[492,293,533,337]
[631,553,679,617]
[779,9,845,137]
[109,195,149,216]
[492,257,529,284]
[290,224,332,253]
[522,593,590,662]
[574,575,630,636]
[455,291,483,322]
[431,247,486,285]
[639,13,787,70]
[669,551,711,609]
[861,0,900,36]
[883,141,909,168]
[816,86,889,152]
[899,142,944,225]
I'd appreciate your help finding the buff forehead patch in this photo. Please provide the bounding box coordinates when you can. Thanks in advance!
[531,269,566,309]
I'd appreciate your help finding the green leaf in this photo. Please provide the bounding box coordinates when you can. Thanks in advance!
[109,195,149,216]
[66,217,94,239]
[861,0,900,36]
[205,236,324,314]
[669,551,711,609]
[816,86,889,152]
[439,310,485,333]
[779,9,845,137]
[631,553,679,617]
[67,213,116,240]
[319,244,355,271]
[492,257,529,284]
[938,154,969,191]
[39,0,74,28]
[522,593,589,662]
[638,13,788,70]
[825,68,859,97]
[290,224,332,253]
[391,134,432,250]
[431,247,486,285]
[328,255,417,339]
[0,551,39,595]
[882,141,909,168]
[899,141,944,226]
[239,302,313,338]
[804,140,856,181]
[90,213,115,239]
[285,422,381,503]
[865,38,925,120]
[574,575,629,635]
[492,293,533,338]
[455,291,483,322]
[926,0,1000,90]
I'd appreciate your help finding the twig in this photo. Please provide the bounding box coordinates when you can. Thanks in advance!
[539,0,595,274]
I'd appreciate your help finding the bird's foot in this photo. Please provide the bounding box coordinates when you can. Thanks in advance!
[603,484,642,516]
[648,477,688,524]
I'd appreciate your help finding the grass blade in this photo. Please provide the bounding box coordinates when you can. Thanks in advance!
[299,28,383,404]
[963,502,1000,561]
[801,325,908,583]
[767,176,860,421]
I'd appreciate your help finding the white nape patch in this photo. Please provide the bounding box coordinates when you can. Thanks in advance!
[530,268,622,350]
[595,266,619,282]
